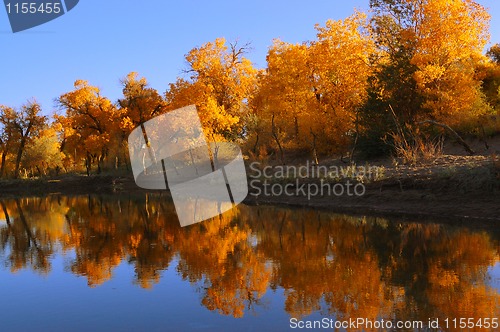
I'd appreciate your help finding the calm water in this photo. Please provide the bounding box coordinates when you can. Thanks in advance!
[0,194,499,331]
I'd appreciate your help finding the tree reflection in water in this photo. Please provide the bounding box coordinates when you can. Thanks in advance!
[0,195,498,329]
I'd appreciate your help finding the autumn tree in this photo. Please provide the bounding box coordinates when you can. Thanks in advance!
[0,106,18,177]
[413,0,490,124]
[57,80,125,174]
[0,102,47,178]
[22,124,64,176]
[251,13,373,163]
[310,12,374,159]
[360,0,491,155]
[165,38,257,142]
[115,72,169,169]
[118,72,168,131]
[252,41,311,164]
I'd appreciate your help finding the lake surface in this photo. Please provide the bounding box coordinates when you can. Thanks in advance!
[0,194,498,331]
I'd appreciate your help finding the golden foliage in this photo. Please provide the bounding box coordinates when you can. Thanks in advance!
[251,13,373,160]
[165,38,257,142]
[399,0,490,125]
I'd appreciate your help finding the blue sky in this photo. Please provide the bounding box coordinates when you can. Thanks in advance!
[1,0,499,116]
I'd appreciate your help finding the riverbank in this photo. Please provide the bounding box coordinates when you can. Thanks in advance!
[0,153,498,224]
[245,178,500,225]
[0,174,133,197]
[245,153,500,224]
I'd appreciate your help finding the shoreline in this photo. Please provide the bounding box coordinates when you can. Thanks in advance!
[243,188,500,227]
[0,173,498,226]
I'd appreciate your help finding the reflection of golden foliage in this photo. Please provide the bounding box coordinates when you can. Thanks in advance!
[134,266,161,290]
[0,195,178,289]
[71,257,121,287]
[0,196,498,323]
[238,207,393,323]
[175,208,271,317]
[428,265,459,287]
[424,231,500,327]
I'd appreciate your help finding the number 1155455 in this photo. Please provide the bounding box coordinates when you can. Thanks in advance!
[5,2,62,14]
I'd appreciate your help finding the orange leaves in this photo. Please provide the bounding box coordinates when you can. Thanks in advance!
[4,1,495,173]
[367,0,492,131]
[414,64,445,86]
[57,80,126,170]
[166,38,257,142]
[417,0,490,56]
[0,101,48,178]
[119,72,167,126]
[407,0,491,125]
[312,12,373,139]
[22,126,64,175]
[253,13,373,156]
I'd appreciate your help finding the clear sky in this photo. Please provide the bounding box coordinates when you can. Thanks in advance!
[1,0,499,116]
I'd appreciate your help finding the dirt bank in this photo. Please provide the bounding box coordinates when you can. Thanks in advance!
[244,153,500,224]
[0,154,498,224]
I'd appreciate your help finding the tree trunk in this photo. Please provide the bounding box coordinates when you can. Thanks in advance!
[350,112,360,164]
[0,150,7,178]
[97,155,103,174]
[271,114,285,165]
[14,137,27,179]
[252,132,260,154]
[85,153,92,176]
[310,128,319,165]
